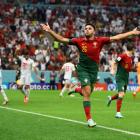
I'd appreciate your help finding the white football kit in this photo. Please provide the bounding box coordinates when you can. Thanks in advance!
[62,62,75,84]
[19,56,35,85]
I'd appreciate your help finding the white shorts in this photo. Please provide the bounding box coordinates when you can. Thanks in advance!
[63,79,71,84]
[19,74,31,85]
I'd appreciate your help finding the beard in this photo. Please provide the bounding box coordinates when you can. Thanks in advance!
[85,34,92,38]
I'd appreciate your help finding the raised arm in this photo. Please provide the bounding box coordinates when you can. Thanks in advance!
[110,28,140,41]
[40,23,69,43]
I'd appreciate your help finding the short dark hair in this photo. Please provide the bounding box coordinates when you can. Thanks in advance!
[126,44,134,51]
[66,57,73,63]
[85,23,96,30]
[116,47,123,54]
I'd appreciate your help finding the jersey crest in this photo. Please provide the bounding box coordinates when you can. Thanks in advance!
[93,42,97,48]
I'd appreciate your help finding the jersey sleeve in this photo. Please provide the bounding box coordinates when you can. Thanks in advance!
[115,54,124,63]
[69,38,80,45]
[31,60,36,67]
[98,37,110,45]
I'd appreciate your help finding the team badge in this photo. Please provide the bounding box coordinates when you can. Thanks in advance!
[84,78,88,83]
[93,42,97,48]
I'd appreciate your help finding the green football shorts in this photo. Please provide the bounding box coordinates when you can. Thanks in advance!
[77,65,98,87]
[116,80,127,92]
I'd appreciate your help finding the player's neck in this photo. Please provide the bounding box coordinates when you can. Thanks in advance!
[85,36,95,40]
[126,51,132,57]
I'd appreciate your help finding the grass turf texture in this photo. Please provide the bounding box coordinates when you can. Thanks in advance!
[0,90,140,140]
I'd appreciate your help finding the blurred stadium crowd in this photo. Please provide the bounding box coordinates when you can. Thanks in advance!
[0,0,140,71]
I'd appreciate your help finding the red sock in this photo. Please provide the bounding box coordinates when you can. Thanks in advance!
[83,101,91,120]
[111,94,118,100]
[117,98,123,112]
[75,87,83,96]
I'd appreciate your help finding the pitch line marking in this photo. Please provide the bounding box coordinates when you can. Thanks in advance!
[0,106,140,137]
[66,96,140,105]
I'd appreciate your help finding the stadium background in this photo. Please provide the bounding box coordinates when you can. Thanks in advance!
[1,1,140,140]
[0,0,140,90]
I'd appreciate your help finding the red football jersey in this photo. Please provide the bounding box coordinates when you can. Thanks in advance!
[70,37,110,64]
[116,53,133,72]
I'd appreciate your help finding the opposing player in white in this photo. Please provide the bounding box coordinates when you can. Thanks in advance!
[0,58,9,105]
[17,51,38,103]
[67,77,82,96]
[59,61,76,97]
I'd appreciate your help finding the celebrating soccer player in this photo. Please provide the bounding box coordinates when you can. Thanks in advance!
[59,59,76,97]
[17,49,38,103]
[41,23,140,127]
[108,44,134,118]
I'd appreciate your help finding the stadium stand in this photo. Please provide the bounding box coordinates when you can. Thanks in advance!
[0,0,140,71]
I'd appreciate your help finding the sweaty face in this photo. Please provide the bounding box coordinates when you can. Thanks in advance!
[84,25,95,37]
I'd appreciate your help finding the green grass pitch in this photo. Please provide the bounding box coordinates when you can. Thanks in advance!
[0,90,140,140]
